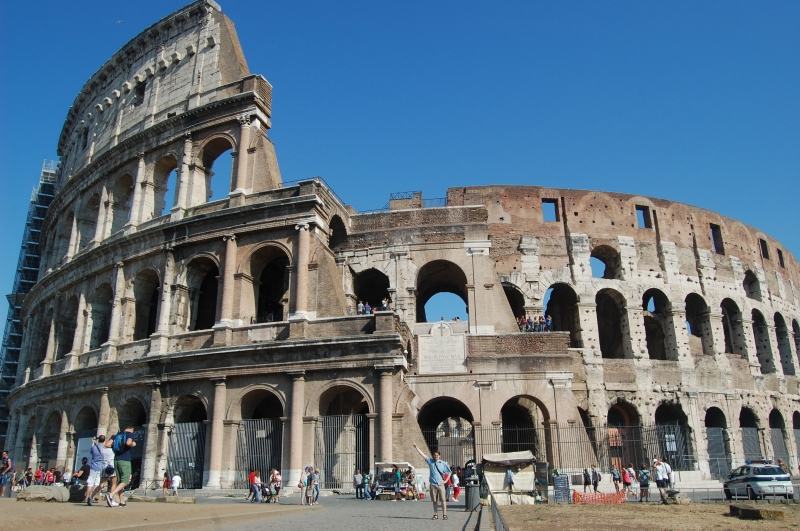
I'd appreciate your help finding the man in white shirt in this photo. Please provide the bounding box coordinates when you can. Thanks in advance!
[653,458,672,504]
[171,473,182,497]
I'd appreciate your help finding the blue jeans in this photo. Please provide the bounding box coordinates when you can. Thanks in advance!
[251,484,262,502]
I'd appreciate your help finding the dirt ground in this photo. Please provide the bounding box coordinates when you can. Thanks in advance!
[0,498,303,530]
[500,502,800,530]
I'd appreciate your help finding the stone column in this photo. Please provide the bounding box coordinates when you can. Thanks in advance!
[232,115,252,196]
[140,383,162,487]
[40,314,58,377]
[93,186,109,244]
[56,410,70,470]
[291,223,311,319]
[624,306,644,359]
[668,303,690,361]
[175,133,193,213]
[65,292,88,370]
[97,387,110,437]
[128,152,146,227]
[377,366,394,462]
[204,377,227,489]
[288,371,305,486]
[105,262,126,349]
[27,431,38,470]
[765,324,783,376]
[219,235,237,324]
[66,212,79,260]
[150,250,175,354]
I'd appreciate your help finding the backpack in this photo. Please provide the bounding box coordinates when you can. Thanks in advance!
[112,432,127,454]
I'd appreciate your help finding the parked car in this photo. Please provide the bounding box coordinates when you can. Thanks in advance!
[724,462,793,500]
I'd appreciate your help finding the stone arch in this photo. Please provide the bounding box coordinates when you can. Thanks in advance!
[110,173,134,234]
[54,211,75,263]
[768,409,790,465]
[595,288,630,359]
[654,401,695,470]
[500,395,552,462]
[417,396,474,465]
[73,405,98,435]
[642,288,674,361]
[240,388,284,420]
[685,293,713,356]
[590,245,622,280]
[77,192,101,249]
[773,313,794,375]
[152,154,179,218]
[173,394,208,423]
[39,410,63,469]
[607,400,644,470]
[248,244,291,323]
[133,268,160,340]
[721,298,746,355]
[793,320,800,368]
[415,259,469,323]
[88,283,113,349]
[318,384,372,417]
[544,283,582,347]
[353,268,390,310]
[184,256,220,331]
[743,270,761,301]
[704,406,731,478]
[739,406,762,461]
[751,309,775,374]
[198,135,235,203]
[29,306,52,368]
[502,282,526,321]
[116,396,148,428]
[328,215,347,250]
[55,294,79,360]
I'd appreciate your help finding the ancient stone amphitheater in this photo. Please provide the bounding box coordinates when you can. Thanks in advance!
[7,0,800,491]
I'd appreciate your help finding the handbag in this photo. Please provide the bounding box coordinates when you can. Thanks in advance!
[434,461,451,485]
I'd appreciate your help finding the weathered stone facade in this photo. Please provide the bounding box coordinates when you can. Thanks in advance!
[6,1,800,490]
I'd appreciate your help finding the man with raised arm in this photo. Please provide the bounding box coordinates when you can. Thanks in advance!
[413,443,451,521]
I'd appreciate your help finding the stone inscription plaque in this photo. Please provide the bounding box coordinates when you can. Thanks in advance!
[418,322,467,374]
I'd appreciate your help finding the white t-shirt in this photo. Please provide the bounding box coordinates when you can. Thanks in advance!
[171,475,182,489]
[101,446,115,470]
[451,473,459,487]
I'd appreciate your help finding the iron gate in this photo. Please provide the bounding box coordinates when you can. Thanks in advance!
[741,427,762,461]
[705,427,731,479]
[167,422,206,489]
[314,414,368,489]
[234,418,283,489]
[770,428,790,464]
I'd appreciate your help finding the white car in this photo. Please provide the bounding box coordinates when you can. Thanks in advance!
[723,463,793,500]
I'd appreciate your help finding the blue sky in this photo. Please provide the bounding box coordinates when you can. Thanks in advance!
[0,0,798,327]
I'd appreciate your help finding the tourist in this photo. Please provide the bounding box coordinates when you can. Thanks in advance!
[0,450,14,497]
[73,457,90,487]
[413,443,451,521]
[653,458,671,504]
[777,459,789,474]
[312,468,321,504]
[298,466,309,505]
[624,463,636,495]
[392,464,402,501]
[362,470,372,500]
[162,472,170,497]
[353,468,364,499]
[251,470,262,503]
[381,297,390,311]
[526,315,534,332]
[84,434,114,506]
[364,302,372,315]
[450,468,461,502]
[611,465,621,492]
[269,468,282,502]
[591,465,601,492]
[357,301,364,315]
[246,468,256,501]
[546,314,553,331]
[304,467,315,506]
[106,425,137,507]
[582,468,591,493]
[171,472,182,497]
[637,463,650,502]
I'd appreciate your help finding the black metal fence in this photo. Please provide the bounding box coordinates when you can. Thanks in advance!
[314,414,369,489]
[234,418,283,489]
[167,422,206,489]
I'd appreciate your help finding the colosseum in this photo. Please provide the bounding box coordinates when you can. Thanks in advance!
[5,0,800,492]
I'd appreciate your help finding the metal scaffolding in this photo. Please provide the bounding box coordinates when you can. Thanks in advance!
[0,160,57,448]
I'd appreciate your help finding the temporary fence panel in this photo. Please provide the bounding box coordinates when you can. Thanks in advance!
[234,418,283,489]
[72,429,95,471]
[314,414,368,489]
[705,427,731,480]
[770,428,790,465]
[167,421,206,489]
[741,427,762,461]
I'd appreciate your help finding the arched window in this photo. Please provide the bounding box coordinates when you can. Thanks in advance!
[502,282,525,320]
[152,156,179,219]
[77,193,101,249]
[251,246,290,323]
[110,174,134,234]
[607,402,643,470]
[768,410,790,466]
[751,309,775,374]
[170,395,208,489]
[685,293,713,356]
[595,289,630,359]
[133,270,160,340]
[793,320,800,369]
[721,299,745,355]
[328,215,347,250]
[773,313,795,375]
[200,137,234,203]
[544,283,582,347]
[186,258,219,331]
[654,402,695,471]
[590,245,622,279]
[500,396,549,460]
[642,288,674,361]
[88,284,113,349]
[704,407,731,479]
[739,407,762,461]
[354,268,390,310]
[417,397,474,466]
[743,270,761,301]
[416,260,469,323]
[56,295,79,360]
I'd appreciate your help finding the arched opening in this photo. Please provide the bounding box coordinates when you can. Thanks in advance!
[152,155,179,218]
[590,245,622,280]
[773,313,794,376]
[418,397,474,467]
[768,409,790,466]
[739,408,762,461]
[607,402,644,470]
[685,293,713,356]
[416,260,469,323]
[544,283,582,347]
[721,299,745,356]
[186,258,219,331]
[29,308,51,370]
[201,137,234,203]
[110,174,134,234]
[315,386,369,489]
[56,295,79,360]
[502,282,525,321]
[354,268,390,311]
[88,284,113,349]
[55,212,75,262]
[251,246,290,323]
[39,411,62,469]
[169,395,207,489]
[77,193,101,249]
[793,320,800,369]
[704,407,731,479]
[595,288,630,359]
[235,389,284,489]
[743,270,761,301]
[133,270,160,340]
[642,288,673,361]
[751,310,775,374]
[654,402,694,471]
[500,396,551,465]
[116,398,147,489]
[72,407,98,471]
[328,215,347,250]
[793,412,800,464]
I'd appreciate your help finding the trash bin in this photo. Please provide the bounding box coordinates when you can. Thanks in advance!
[464,478,481,512]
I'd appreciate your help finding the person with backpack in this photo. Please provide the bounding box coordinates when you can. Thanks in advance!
[582,468,591,493]
[84,434,115,506]
[610,465,621,492]
[637,463,650,502]
[106,425,136,507]
[591,465,601,492]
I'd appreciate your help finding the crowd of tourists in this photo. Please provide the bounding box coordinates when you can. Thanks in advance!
[581,458,676,504]
[355,298,391,315]
[517,314,553,332]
